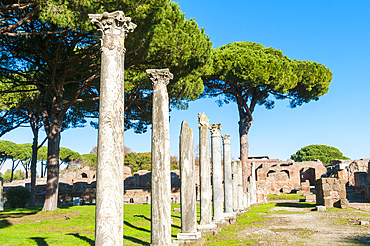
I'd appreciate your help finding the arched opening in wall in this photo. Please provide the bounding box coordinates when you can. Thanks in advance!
[281,170,290,179]
[300,167,316,186]
[129,198,134,203]
[267,170,276,178]
[81,173,88,178]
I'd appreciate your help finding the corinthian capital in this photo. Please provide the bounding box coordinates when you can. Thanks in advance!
[146,69,173,89]
[198,113,209,128]
[209,124,222,137]
[88,11,136,38]
[221,134,230,144]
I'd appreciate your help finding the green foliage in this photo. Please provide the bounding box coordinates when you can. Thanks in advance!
[267,193,305,200]
[124,152,152,173]
[290,144,349,166]
[5,186,31,208]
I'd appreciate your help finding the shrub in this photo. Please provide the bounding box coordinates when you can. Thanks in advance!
[5,186,30,208]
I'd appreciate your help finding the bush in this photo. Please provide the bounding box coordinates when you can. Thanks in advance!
[5,186,30,208]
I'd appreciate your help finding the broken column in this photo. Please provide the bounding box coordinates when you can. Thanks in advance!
[88,11,135,246]
[232,161,243,212]
[222,134,233,214]
[177,121,201,241]
[146,68,173,246]
[250,162,257,205]
[210,123,225,222]
[198,113,215,229]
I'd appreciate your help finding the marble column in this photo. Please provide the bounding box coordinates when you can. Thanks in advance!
[210,123,224,222]
[177,121,201,240]
[251,162,257,204]
[222,134,233,213]
[146,68,173,246]
[198,113,212,225]
[232,161,243,211]
[89,11,135,246]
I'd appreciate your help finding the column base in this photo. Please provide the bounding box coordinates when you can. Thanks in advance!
[177,231,202,240]
[197,223,217,230]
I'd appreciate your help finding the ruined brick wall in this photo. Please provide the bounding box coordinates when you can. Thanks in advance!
[315,178,348,208]
[330,159,370,186]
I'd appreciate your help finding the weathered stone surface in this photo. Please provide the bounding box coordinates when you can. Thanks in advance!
[330,159,370,186]
[316,178,346,208]
[232,161,243,211]
[323,197,333,208]
[316,205,326,212]
[179,121,197,235]
[210,123,224,222]
[147,68,173,246]
[222,134,233,213]
[198,113,212,225]
[354,172,369,194]
[89,10,135,246]
[250,162,257,205]
[340,199,349,209]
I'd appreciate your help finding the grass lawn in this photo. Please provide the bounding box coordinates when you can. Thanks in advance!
[0,204,185,246]
[267,193,305,200]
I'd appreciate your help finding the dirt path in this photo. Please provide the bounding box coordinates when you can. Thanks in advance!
[236,205,370,245]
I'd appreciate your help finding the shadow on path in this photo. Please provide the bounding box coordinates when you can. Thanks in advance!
[275,202,316,209]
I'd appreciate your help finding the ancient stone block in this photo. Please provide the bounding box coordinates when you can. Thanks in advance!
[340,199,349,209]
[332,183,340,191]
[323,190,331,197]
[338,190,347,199]
[305,194,316,202]
[323,197,333,208]
[322,183,331,190]
[316,205,326,212]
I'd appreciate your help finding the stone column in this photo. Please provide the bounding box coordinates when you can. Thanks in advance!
[250,162,257,205]
[198,113,212,225]
[89,11,135,246]
[222,134,233,214]
[210,123,225,222]
[232,161,243,211]
[177,121,201,240]
[146,68,173,246]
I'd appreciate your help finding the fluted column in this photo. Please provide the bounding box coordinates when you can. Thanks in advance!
[146,68,173,246]
[251,162,257,204]
[210,123,224,222]
[89,11,135,246]
[222,134,233,213]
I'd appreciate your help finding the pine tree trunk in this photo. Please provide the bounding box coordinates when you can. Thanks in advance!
[239,118,251,193]
[42,124,61,212]
[29,127,39,206]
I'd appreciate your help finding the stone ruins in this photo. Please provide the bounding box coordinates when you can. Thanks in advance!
[2,10,369,245]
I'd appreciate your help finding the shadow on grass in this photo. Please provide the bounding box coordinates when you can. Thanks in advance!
[274,202,316,209]
[124,221,151,233]
[68,233,94,245]
[134,214,151,222]
[343,235,370,245]
[0,209,40,220]
[30,237,48,246]
[0,219,12,229]
[124,235,148,245]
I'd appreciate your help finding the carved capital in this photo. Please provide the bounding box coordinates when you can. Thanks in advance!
[221,134,230,145]
[198,113,209,128]
[89,11,136,38]
[209,124,222,137]
[146,68,173,89]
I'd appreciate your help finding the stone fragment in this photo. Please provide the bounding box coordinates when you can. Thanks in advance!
[323,197,333,208]
[316,205,326,212]
[340,199,349,209]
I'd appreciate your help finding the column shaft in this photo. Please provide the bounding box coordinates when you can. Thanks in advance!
[210,124,223,221]
[222,134,233,213]
[198,113,212,225]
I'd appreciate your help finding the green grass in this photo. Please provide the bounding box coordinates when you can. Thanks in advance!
[267,193,305,200]
[0,204,185,246]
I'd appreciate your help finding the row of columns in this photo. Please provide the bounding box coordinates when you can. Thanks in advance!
[89,10,258,246]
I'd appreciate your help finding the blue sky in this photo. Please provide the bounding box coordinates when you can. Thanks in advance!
[1,1,369,172]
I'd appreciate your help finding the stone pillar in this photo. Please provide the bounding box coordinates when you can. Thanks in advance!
[177,121,201,240]
[198,113,212,225]
[250,162,257,204]
[146,68,173,246]
[232,161,243,211]
[222,134,233,214]
[210,123,225,222]
[88,11,135,246]
[0,177,3,211]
